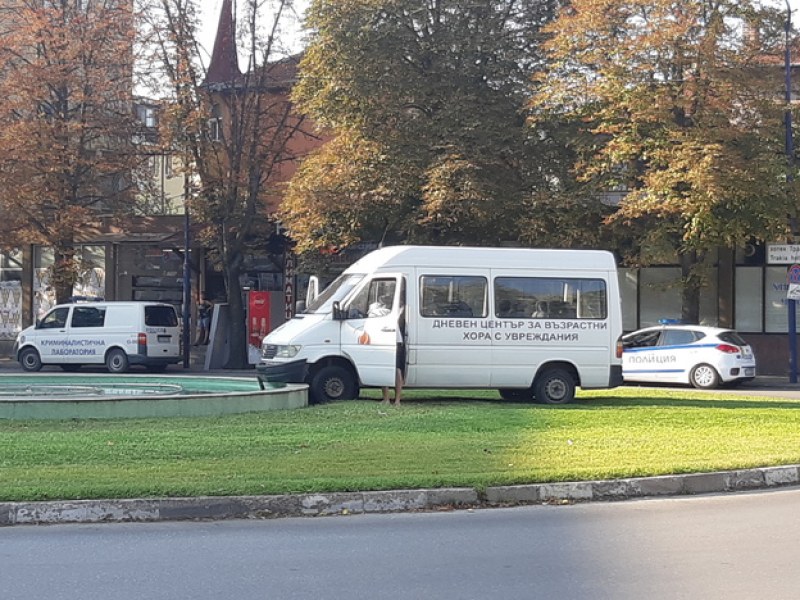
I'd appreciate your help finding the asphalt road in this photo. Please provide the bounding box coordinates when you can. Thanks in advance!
[3,487,800,600]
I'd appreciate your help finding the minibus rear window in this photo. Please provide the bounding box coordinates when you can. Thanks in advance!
[145,305,178,327]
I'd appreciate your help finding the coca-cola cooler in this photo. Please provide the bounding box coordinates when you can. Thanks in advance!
[247,290,284,364]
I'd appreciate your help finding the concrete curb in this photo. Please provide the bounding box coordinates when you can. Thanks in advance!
[2,464,799,527]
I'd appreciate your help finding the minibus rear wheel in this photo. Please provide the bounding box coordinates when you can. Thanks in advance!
[534,368,575,405]
[309,364,357,404]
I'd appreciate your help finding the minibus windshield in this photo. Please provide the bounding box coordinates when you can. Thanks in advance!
[305,274,365,314]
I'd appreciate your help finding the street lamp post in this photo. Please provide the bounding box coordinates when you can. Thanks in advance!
[783,1,800,383]
[182,172,191,369]
[785,1,798,383]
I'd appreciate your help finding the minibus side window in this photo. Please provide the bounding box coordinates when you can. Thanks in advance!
[494,277,607,319]
[344,278,397,319]
[420,276,487,318]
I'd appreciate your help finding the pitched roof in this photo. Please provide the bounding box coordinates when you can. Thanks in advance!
[204,0,241,85]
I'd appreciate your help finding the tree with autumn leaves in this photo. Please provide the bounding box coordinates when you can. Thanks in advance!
[0,0,139,303]
[142,0,309,368]
[531,0,795,322]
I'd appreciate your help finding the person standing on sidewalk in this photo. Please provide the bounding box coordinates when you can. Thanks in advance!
[195,292,213,345]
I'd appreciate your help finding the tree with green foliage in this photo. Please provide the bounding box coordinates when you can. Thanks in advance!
[531,0,794,322]
[283,0,581,254]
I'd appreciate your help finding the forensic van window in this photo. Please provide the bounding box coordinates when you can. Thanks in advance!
[494,277,607,320]
[420,275,488,318]
[39,307,69,329]
[145,305,178,327]
[71,306,106,328]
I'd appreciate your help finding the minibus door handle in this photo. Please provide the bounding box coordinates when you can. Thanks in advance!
[380,326,396,333]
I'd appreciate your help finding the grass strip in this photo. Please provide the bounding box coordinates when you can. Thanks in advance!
[0,388,798,501]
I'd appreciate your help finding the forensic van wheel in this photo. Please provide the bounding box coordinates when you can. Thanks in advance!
[534,368,576,405]
[690,364,719,389]
[19,347,43,372]
[309,365,357,405]
[105,348,130,374]
[498,388,533,402]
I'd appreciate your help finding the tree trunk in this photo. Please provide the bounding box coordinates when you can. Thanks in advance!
[680,250,702,325]
[223,261,249,369]
[53,245,76,304]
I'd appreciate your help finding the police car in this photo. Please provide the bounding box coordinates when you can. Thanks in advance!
[622,324,756,389]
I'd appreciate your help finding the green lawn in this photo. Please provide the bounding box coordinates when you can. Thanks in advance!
[1,387,798,502]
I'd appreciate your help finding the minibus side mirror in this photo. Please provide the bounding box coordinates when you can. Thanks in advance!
[332,301,344,321]
[295,300,306,314]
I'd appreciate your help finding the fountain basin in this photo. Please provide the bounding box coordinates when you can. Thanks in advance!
[0,374,307,420]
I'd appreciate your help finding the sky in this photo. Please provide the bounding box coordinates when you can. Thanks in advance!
[197,0,308,61]
[195,0,800,64]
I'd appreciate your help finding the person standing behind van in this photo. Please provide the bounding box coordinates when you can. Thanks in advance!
[195,292,213,345]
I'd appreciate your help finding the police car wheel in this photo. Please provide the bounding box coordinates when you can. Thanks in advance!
[690,364,719,389]
[106,349,130,374]
[534,368,576,405]
[19,348,42,372]
[309,365,356,404]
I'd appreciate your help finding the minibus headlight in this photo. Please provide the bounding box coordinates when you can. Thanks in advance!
[266,344,302,359]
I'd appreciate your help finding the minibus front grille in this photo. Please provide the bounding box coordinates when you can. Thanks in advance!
[262,345,277,359]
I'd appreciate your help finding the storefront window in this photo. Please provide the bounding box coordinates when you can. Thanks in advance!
[639,268,682,327]
[618,269,638,331]
[765,266,800,333]
[0,250,21,282]
[637,267,718,327]
[735,267,763,332]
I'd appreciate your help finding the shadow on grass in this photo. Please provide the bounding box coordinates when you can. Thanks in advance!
[576,395,800,410]
[360,390,800,411]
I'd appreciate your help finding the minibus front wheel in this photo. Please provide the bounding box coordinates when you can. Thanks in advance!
[309,364,357,405]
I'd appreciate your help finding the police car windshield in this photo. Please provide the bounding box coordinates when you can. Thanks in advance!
[305,274,365,314]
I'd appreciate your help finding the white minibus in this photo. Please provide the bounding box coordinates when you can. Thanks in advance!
[258,246,623,404]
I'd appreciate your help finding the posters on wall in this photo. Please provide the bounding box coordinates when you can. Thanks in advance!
[33,266,106,320]
[0,281,22,341]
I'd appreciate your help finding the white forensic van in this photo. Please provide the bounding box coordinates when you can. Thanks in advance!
[258,246,623,405]
[14,301,182,373]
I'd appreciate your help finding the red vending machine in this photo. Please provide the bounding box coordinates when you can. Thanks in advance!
[248,291,271,362]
